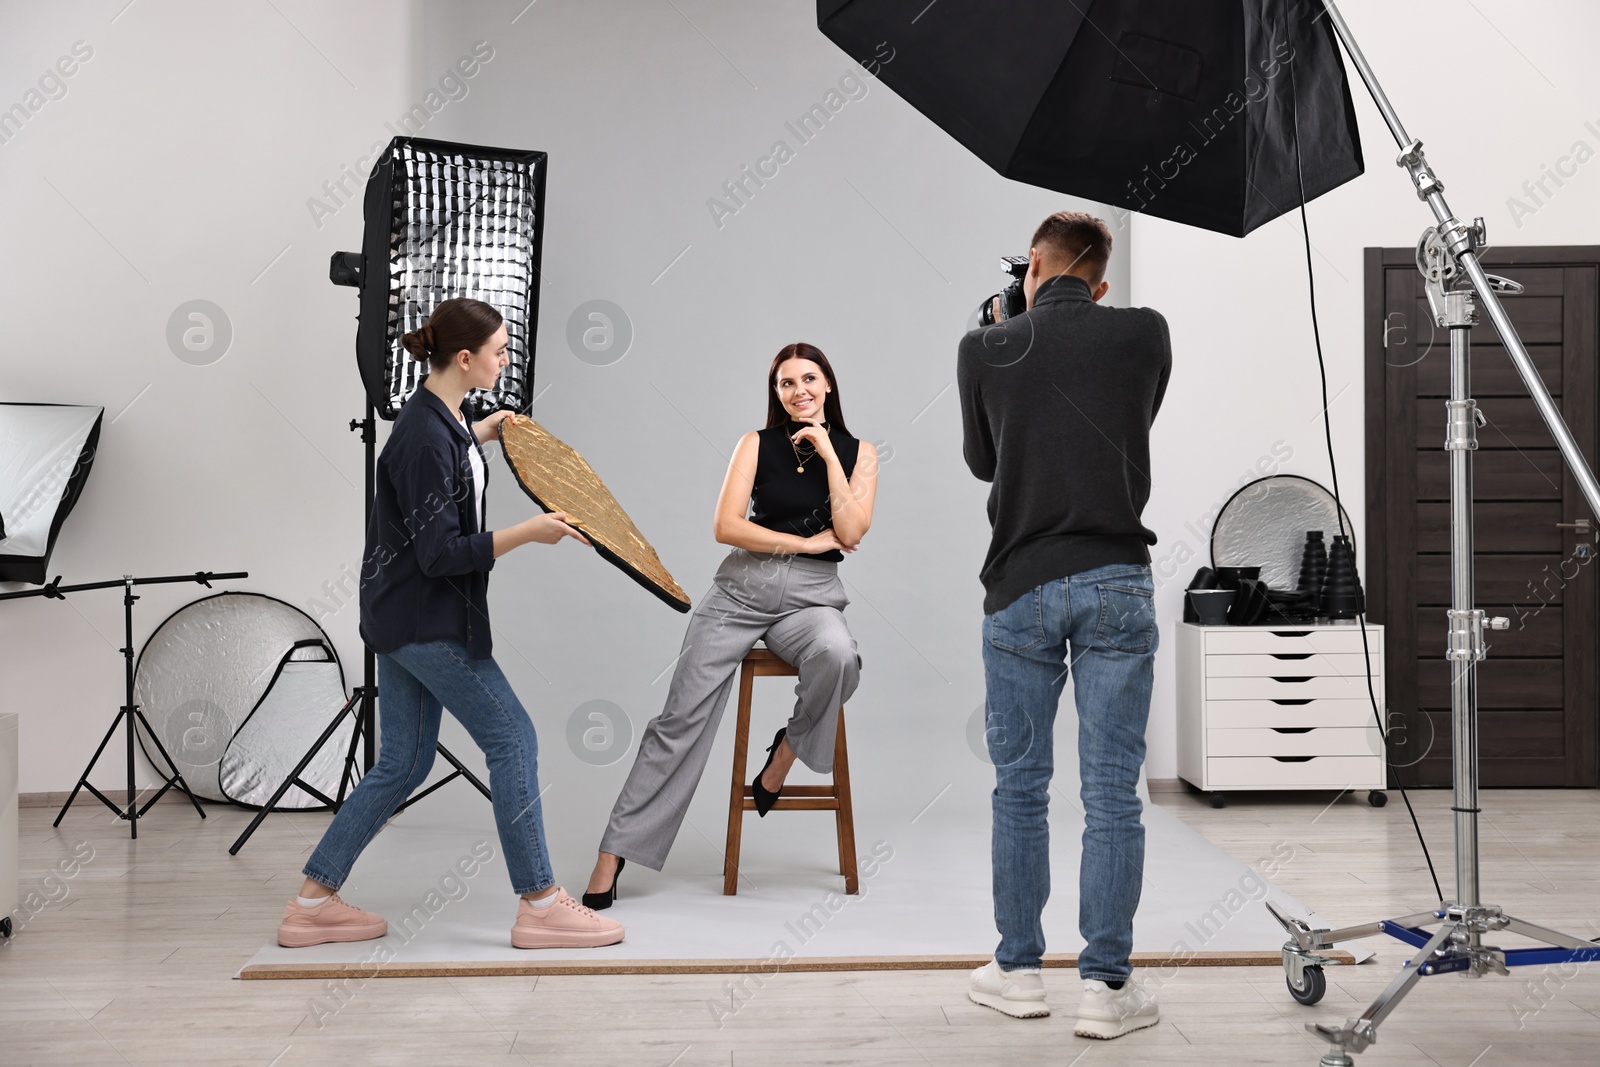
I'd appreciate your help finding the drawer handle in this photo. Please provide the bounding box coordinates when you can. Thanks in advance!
[1272,676,1313,683]
[1272,728,1314,735]
[1271,756,1315,763]
[1271,631,1312,637]
[1271,699,1312,705]
[1270,653,1313,660]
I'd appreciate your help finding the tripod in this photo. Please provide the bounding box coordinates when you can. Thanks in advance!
[0,570,250,839]
[1263,5,1600,1064]
[225,402,491,855]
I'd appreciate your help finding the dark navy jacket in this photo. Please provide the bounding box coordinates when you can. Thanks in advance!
[359,387,496,659]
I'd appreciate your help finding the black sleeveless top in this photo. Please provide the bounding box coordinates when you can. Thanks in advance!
[747,420,861,563]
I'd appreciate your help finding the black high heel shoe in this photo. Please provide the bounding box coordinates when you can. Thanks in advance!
[582,856,625,911]
[751,728,787,818]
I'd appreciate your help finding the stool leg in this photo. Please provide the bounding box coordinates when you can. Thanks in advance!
[724,661,756,895]
[833,705,859,894]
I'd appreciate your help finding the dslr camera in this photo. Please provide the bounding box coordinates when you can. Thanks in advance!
[977,255,1029,326]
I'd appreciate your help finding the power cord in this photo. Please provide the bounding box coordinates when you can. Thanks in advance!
[1289,64,1444,902]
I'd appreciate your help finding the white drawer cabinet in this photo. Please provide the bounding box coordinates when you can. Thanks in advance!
[1176,622,1387,807]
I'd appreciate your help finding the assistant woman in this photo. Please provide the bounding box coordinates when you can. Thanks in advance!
[583,342,879,907]
[276,297,624,951]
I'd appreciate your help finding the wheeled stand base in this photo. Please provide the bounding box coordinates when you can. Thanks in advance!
[1268,900,1600,1061]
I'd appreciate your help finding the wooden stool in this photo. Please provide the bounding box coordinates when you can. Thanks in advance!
[723,646,858,895]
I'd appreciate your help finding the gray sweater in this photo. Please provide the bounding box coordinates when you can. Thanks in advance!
[957,273,1171,615]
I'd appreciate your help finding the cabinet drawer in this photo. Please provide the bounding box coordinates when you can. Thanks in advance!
[1206,755,1386,789]
[1207,675,1378,700]
[1207,727,1382,757]
[1206,699,1380,729]
[1203,628,1381,655]
[1205,653,1381,678]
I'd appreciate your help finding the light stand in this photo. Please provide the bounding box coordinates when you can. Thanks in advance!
[0,570,247,838]
[1263,4,1600,1063]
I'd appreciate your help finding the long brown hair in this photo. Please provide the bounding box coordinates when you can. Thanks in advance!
[400,298,503,371]
[765,342,849,435]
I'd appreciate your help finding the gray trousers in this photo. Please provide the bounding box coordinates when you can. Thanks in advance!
[600,548,862,870]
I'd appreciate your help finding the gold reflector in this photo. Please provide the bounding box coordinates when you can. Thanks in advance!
[498,416,691,612]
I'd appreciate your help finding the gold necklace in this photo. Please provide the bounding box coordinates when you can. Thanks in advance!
[789,420,827,473]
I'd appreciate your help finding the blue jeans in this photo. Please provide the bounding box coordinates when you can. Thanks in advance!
[303,640,554,895]
[982,564,1157,980]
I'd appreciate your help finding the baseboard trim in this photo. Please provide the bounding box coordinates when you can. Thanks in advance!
[19,789,207,808]
[1146,778,1185,794]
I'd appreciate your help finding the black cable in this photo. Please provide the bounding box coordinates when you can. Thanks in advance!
[1289,63,1444,902]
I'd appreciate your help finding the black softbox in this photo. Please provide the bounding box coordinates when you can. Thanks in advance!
[0,403,102,585]
[351,137,548,421]
[818,0,1363,237]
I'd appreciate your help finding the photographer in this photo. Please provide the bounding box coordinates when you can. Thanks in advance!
[957,212,1170,1038]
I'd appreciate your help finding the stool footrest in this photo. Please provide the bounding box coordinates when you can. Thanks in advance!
[740,797,839,812]
[744,785,836,798]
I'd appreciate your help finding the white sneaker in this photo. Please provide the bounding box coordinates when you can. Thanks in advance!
[1074,976,1159,1039]
[967,959,1049,1018]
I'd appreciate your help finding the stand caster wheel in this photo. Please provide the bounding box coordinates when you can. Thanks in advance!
[1288,964,1326,1006]
[0,916,11,938]
[1368,791,1388,807]
[1209,792,1227,809]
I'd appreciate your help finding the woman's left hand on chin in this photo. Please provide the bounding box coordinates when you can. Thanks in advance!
[790,423,837,463]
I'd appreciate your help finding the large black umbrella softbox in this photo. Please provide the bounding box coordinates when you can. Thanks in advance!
[818,0,1363,237]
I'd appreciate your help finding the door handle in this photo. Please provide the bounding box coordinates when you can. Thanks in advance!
[1555,519,1592,530]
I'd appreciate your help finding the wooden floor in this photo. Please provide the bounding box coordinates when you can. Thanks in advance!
[5,787,1600,1066]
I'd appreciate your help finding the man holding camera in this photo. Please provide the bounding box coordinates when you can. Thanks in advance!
[958,211,1171,1039]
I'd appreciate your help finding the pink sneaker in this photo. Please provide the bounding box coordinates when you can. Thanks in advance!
[511,889,625,949]
[277,893,387,948]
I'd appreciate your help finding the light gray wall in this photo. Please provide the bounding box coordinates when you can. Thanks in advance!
[412,0,1127,829]
[0,0,1119,824]
[0,0,425,792]
[7,0,1595,831]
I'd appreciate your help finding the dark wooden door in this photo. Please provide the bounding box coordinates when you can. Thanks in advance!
[1366,246,1599,787]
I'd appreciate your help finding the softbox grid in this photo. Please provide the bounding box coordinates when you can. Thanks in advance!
[358,138,548,421]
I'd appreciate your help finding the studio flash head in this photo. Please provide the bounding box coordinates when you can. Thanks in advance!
[977,255,1029,326]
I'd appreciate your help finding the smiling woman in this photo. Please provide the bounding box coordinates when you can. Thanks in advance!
[585,341,880,904]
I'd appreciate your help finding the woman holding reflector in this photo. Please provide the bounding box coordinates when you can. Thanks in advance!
[275,297,624,951]
[584,342,878,907]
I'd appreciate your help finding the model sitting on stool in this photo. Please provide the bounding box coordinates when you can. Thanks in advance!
[583,342,879,908]
[276,297,623,952]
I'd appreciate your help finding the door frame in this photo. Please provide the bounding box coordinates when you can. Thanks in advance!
[1364,244,1600,787]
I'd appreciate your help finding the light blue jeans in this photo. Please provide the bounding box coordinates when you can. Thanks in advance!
[982,564,1157,981]
[303,639,554,895]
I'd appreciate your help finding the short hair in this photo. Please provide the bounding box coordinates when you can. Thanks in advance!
[1030,211,1113,284]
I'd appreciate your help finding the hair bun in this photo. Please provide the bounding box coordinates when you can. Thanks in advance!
[401,324,432,363]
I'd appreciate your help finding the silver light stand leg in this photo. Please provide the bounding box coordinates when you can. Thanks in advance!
[1266,4,1600,1062]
